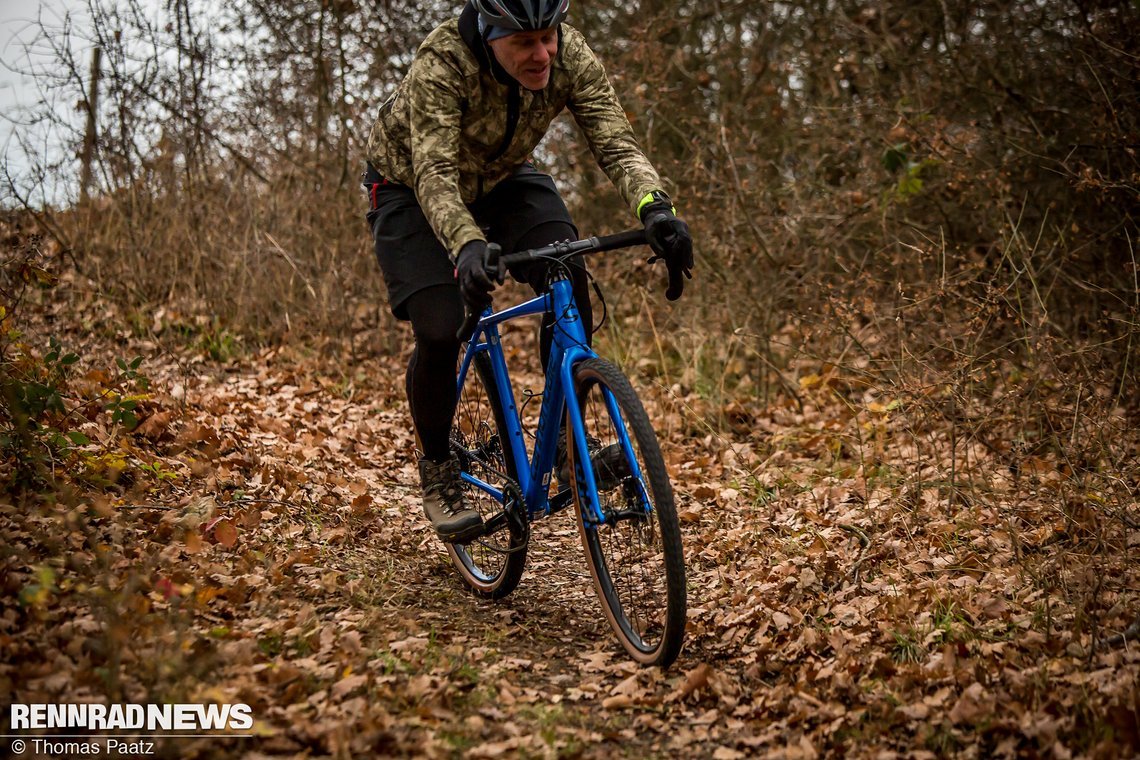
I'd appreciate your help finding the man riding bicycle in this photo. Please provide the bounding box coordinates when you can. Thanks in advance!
[362,0,694,543]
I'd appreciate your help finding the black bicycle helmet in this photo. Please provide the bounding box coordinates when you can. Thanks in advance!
[472,0,570,31]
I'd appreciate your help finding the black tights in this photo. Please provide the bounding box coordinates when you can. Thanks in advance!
[404,222,588,462]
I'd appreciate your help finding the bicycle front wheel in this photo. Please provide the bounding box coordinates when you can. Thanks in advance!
[568,358,686,667]
[448,352,527,599]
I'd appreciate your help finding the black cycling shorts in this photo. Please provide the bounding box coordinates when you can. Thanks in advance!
[365,164,577,321]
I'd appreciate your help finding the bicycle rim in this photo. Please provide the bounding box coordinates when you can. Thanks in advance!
[569,358,686,666]
[448,352,527,599]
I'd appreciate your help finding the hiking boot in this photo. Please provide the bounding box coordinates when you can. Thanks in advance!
[556,436,631,491]
[419,456,484,543]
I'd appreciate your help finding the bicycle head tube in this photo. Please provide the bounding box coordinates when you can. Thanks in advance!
[547,279,590,354]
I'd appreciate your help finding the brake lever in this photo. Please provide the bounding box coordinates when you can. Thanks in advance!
[648,252,687,301]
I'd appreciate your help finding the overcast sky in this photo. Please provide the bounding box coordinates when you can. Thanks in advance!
[2,0,92,202]
[0,1,72,119]
[2,1,91,116]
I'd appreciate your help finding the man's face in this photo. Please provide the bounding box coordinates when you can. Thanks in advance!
[488,27,558,91]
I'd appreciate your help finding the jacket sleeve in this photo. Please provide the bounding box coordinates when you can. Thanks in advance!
[565,32,664,217]
[407,51,485,260]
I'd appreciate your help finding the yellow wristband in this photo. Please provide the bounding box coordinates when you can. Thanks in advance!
[637,191,676,219]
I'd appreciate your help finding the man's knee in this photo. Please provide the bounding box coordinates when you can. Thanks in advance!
[406,285,464,349]
[415,323,462,354]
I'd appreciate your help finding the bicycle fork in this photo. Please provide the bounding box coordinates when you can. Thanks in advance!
[558,359,652,527]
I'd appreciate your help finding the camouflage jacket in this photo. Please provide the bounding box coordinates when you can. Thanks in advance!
[364,3,664,258]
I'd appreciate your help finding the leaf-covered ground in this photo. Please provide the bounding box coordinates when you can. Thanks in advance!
[3,265,1138,759]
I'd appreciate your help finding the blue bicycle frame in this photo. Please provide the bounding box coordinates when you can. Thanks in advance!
[455,275,646,527]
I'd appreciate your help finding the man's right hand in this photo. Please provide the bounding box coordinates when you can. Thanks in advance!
[456,240,498,311]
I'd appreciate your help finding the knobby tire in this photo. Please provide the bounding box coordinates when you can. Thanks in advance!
[569,358,686,667]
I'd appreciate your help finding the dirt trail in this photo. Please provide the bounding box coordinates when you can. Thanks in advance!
[177,354,713,757]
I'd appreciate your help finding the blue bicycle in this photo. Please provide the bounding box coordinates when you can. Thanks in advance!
[447,229,687,667]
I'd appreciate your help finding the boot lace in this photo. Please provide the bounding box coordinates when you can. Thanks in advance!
[435,459,469,516]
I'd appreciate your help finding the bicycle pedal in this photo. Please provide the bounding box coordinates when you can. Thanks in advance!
[440,521,487,545]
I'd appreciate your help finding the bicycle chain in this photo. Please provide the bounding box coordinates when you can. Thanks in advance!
[473,478,530,555]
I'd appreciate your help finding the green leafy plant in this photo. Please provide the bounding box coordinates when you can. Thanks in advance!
[881,142,938,201]
[198,327,240,362]
[1,330,152,497]
[104,355,148,431]
[2,335,80,491]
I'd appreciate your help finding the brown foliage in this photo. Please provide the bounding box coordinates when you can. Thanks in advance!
[2,265,1137,757]
[3,1,1139,756]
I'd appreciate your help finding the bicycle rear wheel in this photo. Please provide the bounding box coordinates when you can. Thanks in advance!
[448,352,527,599]
[569,358,686,666]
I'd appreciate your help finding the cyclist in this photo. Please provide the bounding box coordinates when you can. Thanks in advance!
[362,0,694,544]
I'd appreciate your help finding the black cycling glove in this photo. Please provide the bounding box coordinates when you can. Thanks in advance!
[638,191,694,301]
[455,240,499,311]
